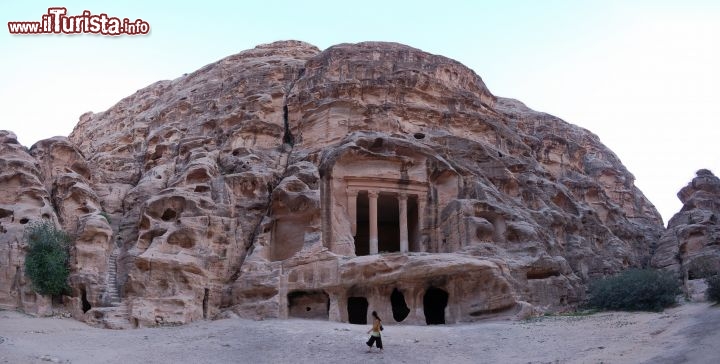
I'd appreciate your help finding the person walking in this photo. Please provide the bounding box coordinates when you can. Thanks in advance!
[366,311,383,352]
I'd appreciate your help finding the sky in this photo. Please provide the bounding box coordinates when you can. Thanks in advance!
[1,1,718,226]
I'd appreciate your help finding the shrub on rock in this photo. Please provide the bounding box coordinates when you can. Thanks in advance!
[24,221,71,296]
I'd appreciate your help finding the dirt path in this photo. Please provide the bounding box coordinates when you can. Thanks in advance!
[1,303,718,364]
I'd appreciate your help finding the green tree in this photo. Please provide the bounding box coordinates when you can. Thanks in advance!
[587,269,680,312]
[24,220,71,296]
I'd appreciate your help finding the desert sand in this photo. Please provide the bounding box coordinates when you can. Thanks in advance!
[1,302,718,364]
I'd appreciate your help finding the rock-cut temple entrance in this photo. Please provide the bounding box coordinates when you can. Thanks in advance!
[353,191,420,256]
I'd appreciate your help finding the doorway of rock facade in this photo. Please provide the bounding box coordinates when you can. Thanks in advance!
[423,287,448,324]
[354,192,370,256]
[347,296,368,324]
[391,288,410,322]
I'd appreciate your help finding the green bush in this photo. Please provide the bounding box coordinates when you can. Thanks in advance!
[587,269,680,312]
[707,275,720,303]
[24,221,71,296]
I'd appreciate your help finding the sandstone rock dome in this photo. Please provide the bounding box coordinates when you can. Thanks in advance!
[0,41,665,327]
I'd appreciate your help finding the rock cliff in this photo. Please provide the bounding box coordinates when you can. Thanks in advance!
[652,169,720,294]
[0,41,665,327]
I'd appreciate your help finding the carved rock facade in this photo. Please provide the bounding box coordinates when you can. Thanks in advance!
[0,41,665,327]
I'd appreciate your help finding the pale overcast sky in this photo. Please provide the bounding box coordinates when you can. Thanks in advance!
[1,0,718,225]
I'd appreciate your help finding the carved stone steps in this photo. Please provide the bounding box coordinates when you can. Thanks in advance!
[105,248,121,306]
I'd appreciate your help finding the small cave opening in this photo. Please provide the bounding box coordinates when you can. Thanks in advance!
[526,270,560,280]
[161,209,177,221]
[423,287,448,325]
[194,185,210,193]
[390,288,410,322]
[81,287,91,313]
[0,208,14,219]
[413,132,425,140]
[19,218,29,224]
[52,295,64,305]
[347,296,368,324]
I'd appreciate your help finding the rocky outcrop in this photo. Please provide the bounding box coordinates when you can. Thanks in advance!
[0,131,57,314]
[0,41,665,327]
[652,169,720,282]
[65,40,321,326]
[0,133,115,317]
[29,137,115,310]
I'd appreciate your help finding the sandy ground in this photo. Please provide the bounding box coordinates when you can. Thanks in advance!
[1,302,719,364]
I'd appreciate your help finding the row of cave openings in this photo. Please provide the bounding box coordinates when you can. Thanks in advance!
[288,287,449,325]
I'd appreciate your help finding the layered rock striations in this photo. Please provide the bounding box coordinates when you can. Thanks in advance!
[652,169,720,283]
[0,41,664,327]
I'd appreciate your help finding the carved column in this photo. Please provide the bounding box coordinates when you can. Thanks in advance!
[348,190,358,236]
[399,193,408,253]
[368,191,379,255]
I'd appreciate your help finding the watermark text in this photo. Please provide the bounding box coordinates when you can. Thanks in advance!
[8,7,150,35]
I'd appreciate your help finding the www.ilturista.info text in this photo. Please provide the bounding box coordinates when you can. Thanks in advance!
[8,7,150,35]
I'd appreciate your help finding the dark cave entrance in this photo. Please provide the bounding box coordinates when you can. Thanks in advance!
[423,287,448,325]
[390,288,410,322]
[80,286,91,313]
[347,296,368,324]
[287,290,329,320]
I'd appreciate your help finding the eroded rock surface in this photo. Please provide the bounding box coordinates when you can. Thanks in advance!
[0,41,665,327]
[652,169,720,284]
[0,131,57,315]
